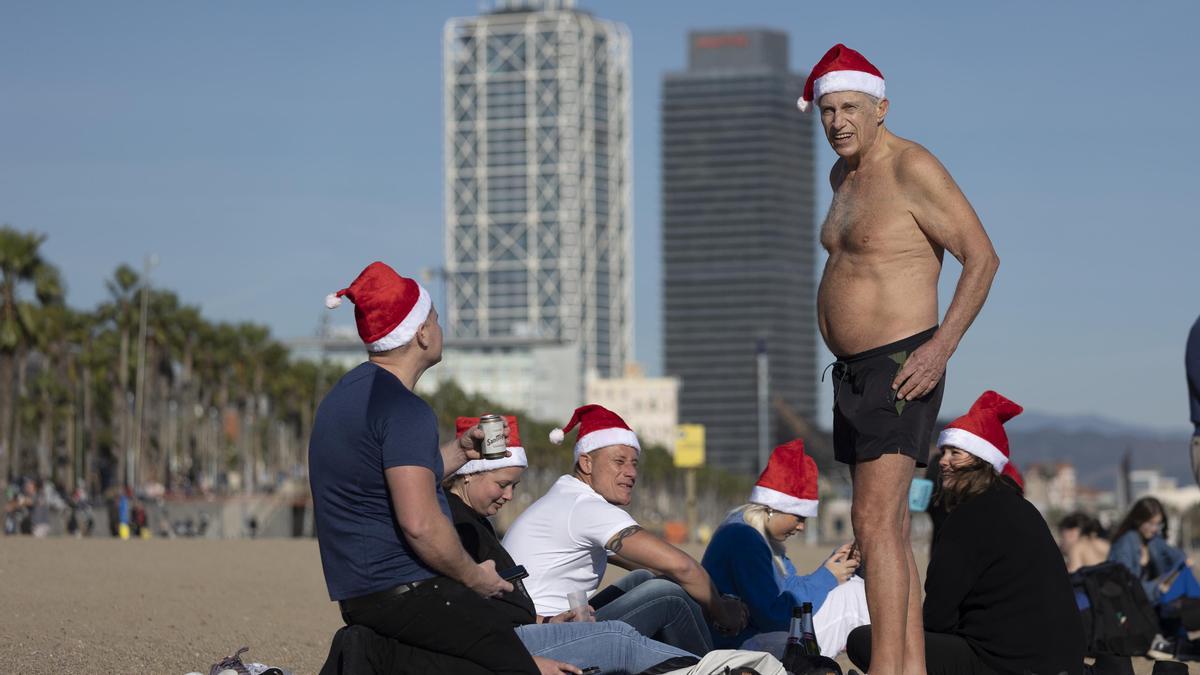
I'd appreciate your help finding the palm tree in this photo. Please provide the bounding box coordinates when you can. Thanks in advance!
[62,308,98,492]
[150,297,201,490]
[191,321,240,489]
[25,265,68,481]
[232,322,271,493]
[0,226,52,481]
[170,305,203,488]
[100,264,139,487]
[136,287,179,487]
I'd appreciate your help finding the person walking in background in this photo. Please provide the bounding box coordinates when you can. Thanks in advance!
[1058,512,1111,573]
[805,41,1000,675]
[848,391,1085,675]
[309,261,545,675]
[702,439,870,658]
[1187,315,1200,487]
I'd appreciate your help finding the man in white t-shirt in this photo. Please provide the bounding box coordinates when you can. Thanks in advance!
[503,404,747,656]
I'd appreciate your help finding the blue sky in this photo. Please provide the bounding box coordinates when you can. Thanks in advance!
[2,1,1197,432]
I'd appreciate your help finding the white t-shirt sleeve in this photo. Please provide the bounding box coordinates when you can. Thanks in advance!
[568,496,638,552]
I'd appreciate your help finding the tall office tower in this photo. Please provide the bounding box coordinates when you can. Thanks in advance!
[442,0,632,396]
[662,30,818,474]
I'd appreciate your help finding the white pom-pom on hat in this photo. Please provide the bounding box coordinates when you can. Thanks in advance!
[549,428,564,444]
[796,97,810,112]
[325,293,343,309]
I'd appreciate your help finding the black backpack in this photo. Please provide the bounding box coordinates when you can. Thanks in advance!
[1070,561,1158,656]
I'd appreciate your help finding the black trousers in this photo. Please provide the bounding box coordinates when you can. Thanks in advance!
[338,577,538,675]
[846,625,997,675]
[320,625,492,675]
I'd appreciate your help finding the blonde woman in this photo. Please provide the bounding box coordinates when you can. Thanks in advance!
[701,439,869,658]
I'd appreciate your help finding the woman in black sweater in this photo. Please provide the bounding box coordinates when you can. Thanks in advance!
[847,391,1085,675]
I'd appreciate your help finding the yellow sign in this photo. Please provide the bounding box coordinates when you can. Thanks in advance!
[674,424,706,468]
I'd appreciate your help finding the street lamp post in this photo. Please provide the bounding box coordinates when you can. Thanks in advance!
[756,337,770,473]
[419,266,449,313]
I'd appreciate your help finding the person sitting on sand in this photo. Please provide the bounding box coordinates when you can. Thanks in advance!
[1108,496,1200,660]
[701,439,869,658]
[444,415,699,673]
[502,404,748,656]
[1058,512,1110,573]
[309,263,546,675]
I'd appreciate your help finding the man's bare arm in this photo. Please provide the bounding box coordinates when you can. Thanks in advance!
[893,148,999,400]
[607,551,650,572]
[606,526,745,631]
[386,465,511,597]
[439,437,471,478]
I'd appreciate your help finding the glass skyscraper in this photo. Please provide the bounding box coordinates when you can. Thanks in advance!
[443,0,632,379]
[662,29,818,473]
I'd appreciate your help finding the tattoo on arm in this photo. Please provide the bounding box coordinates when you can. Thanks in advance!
[607,525,643,554]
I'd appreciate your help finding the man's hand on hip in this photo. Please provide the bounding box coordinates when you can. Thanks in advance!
[892,338,951,401]
[464,559,514,599]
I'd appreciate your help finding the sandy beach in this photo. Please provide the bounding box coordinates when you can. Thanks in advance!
[0,537,1165,674]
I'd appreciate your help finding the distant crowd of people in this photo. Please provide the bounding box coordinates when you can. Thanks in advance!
[2,477,220,540]
[3,476,90,537]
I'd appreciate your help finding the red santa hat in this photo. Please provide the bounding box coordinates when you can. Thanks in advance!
[454,415,528,475]
[937,390,1024,473]
[1001,461,1025,492]
[550,404,640,461]
[797,43,886,113]
[748,439,819,518]
[325,261,432,352]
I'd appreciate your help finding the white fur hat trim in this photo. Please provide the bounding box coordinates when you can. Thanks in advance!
[364,284,432,352]
[574,428,640,460]
[937,427,1008,473]
[748,485,818,518]
[456,446,529,476]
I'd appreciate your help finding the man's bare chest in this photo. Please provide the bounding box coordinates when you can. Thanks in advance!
[821,180,913,253]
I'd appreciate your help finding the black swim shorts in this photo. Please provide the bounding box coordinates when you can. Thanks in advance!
[830,326,945,468]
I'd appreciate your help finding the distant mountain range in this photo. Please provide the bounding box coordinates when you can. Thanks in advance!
[987,412,1193,490]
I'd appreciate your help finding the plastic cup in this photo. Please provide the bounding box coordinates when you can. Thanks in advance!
[909,477,934,512]
[567,590,594,622]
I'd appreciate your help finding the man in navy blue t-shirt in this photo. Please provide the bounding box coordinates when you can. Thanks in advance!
[310,262,541,675]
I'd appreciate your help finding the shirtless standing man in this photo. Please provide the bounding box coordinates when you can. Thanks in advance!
[798,45,999,675]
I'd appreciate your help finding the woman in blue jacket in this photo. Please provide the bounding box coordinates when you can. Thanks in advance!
[701,439,868,658]
[1109,497,1198,603]
[1108,496,1200,654]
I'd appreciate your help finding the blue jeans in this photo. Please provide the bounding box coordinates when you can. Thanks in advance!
[1160,565,1200,606]
[514,621,695,674]
[593,569,713,656]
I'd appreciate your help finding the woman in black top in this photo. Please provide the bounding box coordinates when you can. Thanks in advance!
[848,391,1085,675]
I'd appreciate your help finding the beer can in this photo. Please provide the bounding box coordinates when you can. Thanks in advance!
[479,414,507,460]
